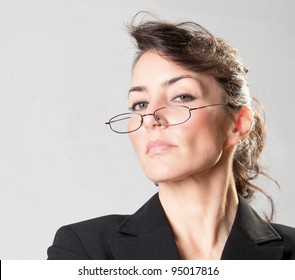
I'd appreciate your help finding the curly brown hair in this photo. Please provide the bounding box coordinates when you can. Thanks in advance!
[127,14,278,221]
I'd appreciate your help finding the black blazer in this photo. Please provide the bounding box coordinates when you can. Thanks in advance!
[47,193,295,260]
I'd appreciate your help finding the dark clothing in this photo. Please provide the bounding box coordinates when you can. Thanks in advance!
[47,193,295,260]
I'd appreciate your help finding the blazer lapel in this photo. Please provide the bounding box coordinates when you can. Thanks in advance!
[221,195,284,260]
[108,193,181,260]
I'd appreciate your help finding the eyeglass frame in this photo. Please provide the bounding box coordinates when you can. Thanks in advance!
[105,103,226,134]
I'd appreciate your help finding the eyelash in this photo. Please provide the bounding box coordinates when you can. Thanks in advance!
[129,101,148,112]
[129,94,196,111]
[172,94,196,103]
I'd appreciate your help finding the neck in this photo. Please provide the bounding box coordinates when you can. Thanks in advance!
[158,162,239,259]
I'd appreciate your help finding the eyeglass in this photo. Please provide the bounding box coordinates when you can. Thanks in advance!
[105,103,225,134]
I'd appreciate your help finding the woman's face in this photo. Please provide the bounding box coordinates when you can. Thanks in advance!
[128,51,233,184]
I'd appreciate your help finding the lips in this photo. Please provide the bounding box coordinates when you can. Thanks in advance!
[146,140,176,155]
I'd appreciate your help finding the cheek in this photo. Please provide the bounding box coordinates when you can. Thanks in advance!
[129,133,137,149]
[129,131,143,156]
[180,111,228,150]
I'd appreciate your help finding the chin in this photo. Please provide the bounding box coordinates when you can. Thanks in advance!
[144,167,176,183]
[144,164,191,184]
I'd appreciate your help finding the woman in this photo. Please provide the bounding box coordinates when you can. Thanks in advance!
[47,17,295,260]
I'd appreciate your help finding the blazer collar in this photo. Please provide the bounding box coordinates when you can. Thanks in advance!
[109,193,284,260]
[221,195,284,259]
[108,193,180,259]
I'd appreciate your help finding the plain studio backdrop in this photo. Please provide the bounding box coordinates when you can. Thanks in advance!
[0,0,294,259]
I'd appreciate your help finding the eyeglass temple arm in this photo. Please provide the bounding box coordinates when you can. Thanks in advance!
[189,103,225,112]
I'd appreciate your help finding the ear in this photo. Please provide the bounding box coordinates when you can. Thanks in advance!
[225,106,253,147]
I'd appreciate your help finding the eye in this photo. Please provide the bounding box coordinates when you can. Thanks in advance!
[172,94,196,103]
[129,101,149,112]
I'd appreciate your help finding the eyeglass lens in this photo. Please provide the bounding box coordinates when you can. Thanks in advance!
[109,106,191,133]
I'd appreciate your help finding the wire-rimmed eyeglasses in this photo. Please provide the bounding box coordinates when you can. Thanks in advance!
[105,103,225,134]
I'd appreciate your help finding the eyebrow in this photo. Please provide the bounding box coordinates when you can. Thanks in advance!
[128,85,147,94]
[128,75,197,95]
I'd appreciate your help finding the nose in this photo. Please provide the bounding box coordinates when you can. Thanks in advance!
[141,112,161,130]
[142,107,170,130]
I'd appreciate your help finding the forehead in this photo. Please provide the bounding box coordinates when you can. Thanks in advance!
[131,51,223,96]
[132,51,191,81]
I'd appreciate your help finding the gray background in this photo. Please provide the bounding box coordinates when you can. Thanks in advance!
[0,0,294,259]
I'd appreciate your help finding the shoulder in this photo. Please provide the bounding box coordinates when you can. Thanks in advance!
[271,223,295,242]
[67,214,129,233]
[47,194,162,260]
[60,214,130,241]
[48,214,129,260]
[271,223,295,259]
